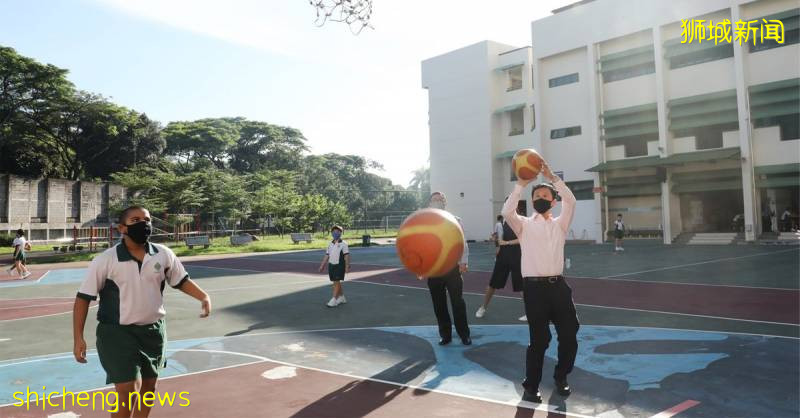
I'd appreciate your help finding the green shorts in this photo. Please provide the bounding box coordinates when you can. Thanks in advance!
[96,320,166,384]
[13,251,25,262]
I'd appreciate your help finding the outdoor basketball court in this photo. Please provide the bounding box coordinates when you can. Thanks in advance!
[0,241,798,417]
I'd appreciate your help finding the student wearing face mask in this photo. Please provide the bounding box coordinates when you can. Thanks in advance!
[421,192,471,346]
[501,160,577,404]
[318,225,351,307]
[72,205,211,417]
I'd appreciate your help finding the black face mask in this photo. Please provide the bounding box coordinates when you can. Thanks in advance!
[125,221,152,245]
[533,198,551,214]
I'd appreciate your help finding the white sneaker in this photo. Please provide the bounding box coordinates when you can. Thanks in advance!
[519,315,527,322]
[614,247,620,251]
[336,295,347,304]
[326,297,339,308]
[619,247,625,251]
[21,272,31,279]
[476,306,486,318]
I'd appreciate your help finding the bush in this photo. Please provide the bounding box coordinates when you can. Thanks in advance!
[0,233,14,247]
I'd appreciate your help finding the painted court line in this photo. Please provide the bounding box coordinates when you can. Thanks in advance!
[349,279,800,328]
[650,400,701,418]
[599,247,799,279]
[0,305,97,323]
[3,322,797,368]
[0,302,73,310]
[252,257,800,291]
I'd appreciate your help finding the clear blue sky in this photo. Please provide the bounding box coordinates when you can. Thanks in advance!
[1,0,571,185]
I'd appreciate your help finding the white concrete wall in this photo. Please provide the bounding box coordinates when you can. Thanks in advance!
[674,136,696,153]
[753,126,800,166]
[604,74,658,110]
[531,0,751,59]
[422,41,514,240]
[607,145,626,160]
[609,195,663,229]
[722,130,740,148]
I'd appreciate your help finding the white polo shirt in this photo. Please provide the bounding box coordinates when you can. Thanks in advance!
[77,242,189,325]
[12,236,26,253]
[494,222,503,239]
[326,240,349,265]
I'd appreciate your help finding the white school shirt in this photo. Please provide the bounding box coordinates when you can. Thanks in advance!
[502,178,576,277]
[494,222,504,239]
[77,242,189,325]
[12,237,26,252]
[326,240,350,265]
[614,220,625,231]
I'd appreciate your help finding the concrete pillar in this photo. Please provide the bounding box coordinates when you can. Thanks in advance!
[586,42,605,243]
[653,25,672,244]
[731,5,758,241]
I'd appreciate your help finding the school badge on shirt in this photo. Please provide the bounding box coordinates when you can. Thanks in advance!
[154,262,162,272]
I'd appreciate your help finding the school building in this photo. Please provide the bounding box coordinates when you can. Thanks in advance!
[421,0,799,243]
[0,174,124,241]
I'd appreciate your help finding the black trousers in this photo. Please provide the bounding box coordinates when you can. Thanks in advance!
[521,277,580,391]
[427,267,470,340]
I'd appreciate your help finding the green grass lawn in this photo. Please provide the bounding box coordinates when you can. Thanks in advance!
[2,229,398,265]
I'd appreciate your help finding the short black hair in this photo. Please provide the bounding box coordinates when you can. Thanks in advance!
[497,215,503,221]
[15,229,24,236]
[118,205,149,224]
[617,213,622,217]
[531,183,558,201]
[331,225,343,233]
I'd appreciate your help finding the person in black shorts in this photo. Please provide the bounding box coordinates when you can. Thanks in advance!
[475,204,524,318]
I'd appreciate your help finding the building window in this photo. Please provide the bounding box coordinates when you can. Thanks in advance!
[755,113,800,141]
[509,108,524,136]
[531,65,535,90]
[669,44,733,69]
[507,66,523,91]
[625,140,648,157]
[603,62,655,83]
[548,72,579,88]
[509,158,517,181]
[565,180,594,200]
[749,28,800,53]
[695,126,724,150]
[530,105,536,131]
[550,125,582,139]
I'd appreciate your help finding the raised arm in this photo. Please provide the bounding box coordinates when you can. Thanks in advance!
[540,161,575,234]
[502,184,526,236]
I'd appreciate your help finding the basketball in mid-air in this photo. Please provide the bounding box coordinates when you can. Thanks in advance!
[396,208,465,278]
[512,148,544,180]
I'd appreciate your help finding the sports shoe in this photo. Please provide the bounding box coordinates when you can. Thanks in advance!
[336,295,347,304]
[518,315,527,322]
[21,272,31,279]
[555,378,571,396]
[619,247,625,251]
[475,306,486,318]
[326,297,339,308]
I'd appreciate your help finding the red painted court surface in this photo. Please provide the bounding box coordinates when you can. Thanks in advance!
[187,258,800,325]
[0,297,97,321]
[0,243,797,417]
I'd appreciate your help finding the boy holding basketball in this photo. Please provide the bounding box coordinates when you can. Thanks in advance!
[502,159,578,403]
[73,205,211,417]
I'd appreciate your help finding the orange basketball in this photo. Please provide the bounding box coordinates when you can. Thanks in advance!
[396,208,465,278]
[512,148,544,180]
